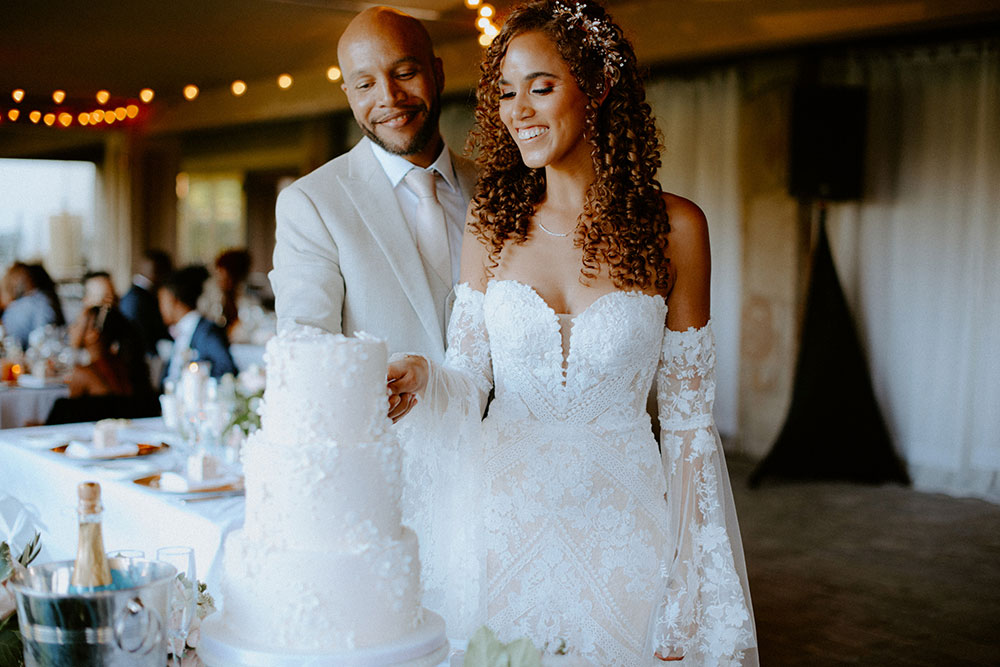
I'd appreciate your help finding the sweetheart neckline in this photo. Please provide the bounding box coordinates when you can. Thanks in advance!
[483,278,666,321]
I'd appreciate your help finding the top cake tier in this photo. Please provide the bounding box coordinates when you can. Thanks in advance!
[261,328,390,444]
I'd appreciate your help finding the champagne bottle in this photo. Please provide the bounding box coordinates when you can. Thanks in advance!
[69,481,129,592]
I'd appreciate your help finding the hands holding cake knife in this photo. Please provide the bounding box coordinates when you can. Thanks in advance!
[387,355,429,423]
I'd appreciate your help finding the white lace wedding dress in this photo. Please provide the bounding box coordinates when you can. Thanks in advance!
[396,280,757,666]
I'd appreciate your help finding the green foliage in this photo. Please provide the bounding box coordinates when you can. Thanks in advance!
[0,613,25,667]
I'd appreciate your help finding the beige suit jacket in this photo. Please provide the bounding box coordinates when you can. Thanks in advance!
[270,137,477,363]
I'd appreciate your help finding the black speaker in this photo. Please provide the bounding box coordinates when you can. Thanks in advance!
[788,86,868,201]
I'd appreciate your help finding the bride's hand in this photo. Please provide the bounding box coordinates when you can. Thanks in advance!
[387,355,429,423]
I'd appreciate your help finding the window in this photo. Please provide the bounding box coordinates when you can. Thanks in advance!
[175,171,245,265]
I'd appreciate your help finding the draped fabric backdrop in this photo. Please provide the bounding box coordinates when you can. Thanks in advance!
[647,69,744,440]
[827,43,1000,502]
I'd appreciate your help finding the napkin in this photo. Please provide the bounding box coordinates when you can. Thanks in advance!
[64,440,140,459]
[157,472,241,493]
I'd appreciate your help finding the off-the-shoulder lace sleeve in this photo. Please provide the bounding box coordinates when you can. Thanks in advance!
[651,322,758,666]
[393,283,491,639]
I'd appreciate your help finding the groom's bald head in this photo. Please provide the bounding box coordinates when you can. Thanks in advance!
[337,6,445,167]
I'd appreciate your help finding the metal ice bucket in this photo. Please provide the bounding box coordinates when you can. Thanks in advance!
[10,558,176,667]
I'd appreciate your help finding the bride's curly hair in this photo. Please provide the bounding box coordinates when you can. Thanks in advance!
[468,0,670,291]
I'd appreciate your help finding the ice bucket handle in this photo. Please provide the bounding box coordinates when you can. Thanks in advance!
[113,597,163,655]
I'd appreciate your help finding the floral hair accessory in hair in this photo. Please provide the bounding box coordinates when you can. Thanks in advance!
[552,0,626,89]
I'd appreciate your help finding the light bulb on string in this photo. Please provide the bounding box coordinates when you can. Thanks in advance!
[58,112,73,127]
[126,104,139,118]
[277,74,293,89]
[12,89,25,103]
[231,80,247,96]
[140,88,154,103]
[104,112,115,125]
[183,85,199,100]
[484,22,499,37]
[477,16,491,28]
[52,90,66,104]
[78,113,90,126]
[7,109,19,121]
[29,111,41,123]
[478,4,494,18]
[465,0,481,7]
[96,90,110,105]
[326,66,342,82]
[91,110,104,123]
[479,33,493,46]
[114,107,127,120]
[43,113,55,126]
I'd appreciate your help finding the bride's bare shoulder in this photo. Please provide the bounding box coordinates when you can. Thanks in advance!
[662,193,709,246]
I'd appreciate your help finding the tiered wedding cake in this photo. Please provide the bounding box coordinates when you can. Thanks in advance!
[200,328,448,666]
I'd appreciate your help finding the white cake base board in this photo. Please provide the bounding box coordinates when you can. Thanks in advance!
[199,609,449,667]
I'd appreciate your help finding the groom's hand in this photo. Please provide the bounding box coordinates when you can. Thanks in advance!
[387,355,429,422]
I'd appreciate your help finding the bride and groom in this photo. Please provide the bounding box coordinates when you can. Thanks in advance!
[270,1,756,664]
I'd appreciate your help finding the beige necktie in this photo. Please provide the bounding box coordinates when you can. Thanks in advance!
[404,168,452,286]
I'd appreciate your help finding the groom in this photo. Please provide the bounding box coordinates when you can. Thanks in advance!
[269,7,476,365]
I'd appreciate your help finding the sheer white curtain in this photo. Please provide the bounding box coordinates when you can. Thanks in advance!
[647,69,743,439]
[827,43,1000,502]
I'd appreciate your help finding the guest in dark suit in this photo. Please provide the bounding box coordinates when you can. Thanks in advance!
[158,265,237,388]
[120,249,173,356]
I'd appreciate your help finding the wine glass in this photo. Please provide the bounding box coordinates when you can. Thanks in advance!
[156,546,196,667]
[106,549,145,585]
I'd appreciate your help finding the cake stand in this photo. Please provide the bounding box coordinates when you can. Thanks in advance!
[198,609,449,667]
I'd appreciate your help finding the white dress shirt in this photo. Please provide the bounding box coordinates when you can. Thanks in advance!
[164,310,200,382]
[370,142,467,286]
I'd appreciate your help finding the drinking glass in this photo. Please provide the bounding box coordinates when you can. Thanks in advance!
[156,546,196,667]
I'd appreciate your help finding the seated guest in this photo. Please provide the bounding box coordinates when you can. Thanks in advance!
[81,270,118,309]
[158,265,237,387]
[120,249,173,356]
[200,248,265,342]
[0,262,60,349]
[65,305,151,399]
[46,305,158,424]
[25,263,66,328]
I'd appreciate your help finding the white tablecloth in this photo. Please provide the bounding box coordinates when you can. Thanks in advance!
[0,418,243,592]
[0,383,70,429]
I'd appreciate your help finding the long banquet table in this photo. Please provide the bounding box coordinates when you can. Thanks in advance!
[0,418,243,592]
[0,382,70,429]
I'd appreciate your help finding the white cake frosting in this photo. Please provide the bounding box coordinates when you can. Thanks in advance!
[220,327,424,652]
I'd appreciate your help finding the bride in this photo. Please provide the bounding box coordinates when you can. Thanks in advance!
[388,1,756,664]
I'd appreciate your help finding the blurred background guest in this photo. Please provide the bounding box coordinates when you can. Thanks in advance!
[200,248,263,342]
[158,264,237,388]
[46,303,158,424]
[0,262,61,349]
[81,270,118,309]
[25,264,66,328]
[120,249,173,356]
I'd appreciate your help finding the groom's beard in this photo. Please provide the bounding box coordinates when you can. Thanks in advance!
[361,97,442,157]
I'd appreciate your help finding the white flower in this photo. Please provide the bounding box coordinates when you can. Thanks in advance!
[237,365,266,395]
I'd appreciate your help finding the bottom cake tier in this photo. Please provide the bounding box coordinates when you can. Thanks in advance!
[220,526,423,651]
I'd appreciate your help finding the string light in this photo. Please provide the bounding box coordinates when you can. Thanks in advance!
[140,88,155,103]
[43,113,55,126]
[29,111,42,123]
[465,0,481,6]
[52,90,66,104]
[326,66,342,82]
[12,89,25,102]
[183,84,199,100]
[114,107,127,120]
[126,104,139,118]
[231,80,247,96]
[78,112,90,125]
[479,33,493,46]
[96,90,110,104]
[7,109,19,121]
[277,74,293,89]
[91,110,104,123]
[58,112,73,127]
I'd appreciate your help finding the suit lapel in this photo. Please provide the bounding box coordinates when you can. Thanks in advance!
[339,140,445,351]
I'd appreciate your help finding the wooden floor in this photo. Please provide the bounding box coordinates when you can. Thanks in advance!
[727,456,1000,666]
